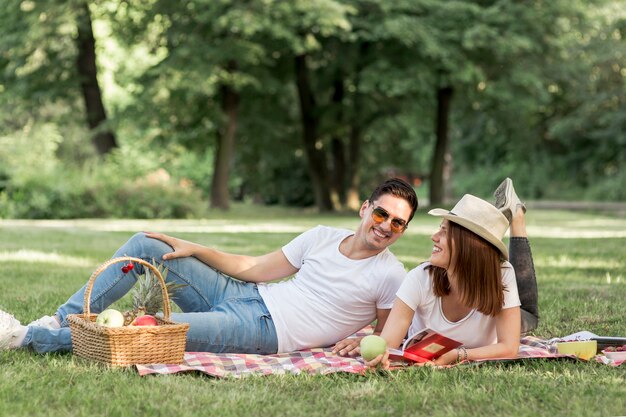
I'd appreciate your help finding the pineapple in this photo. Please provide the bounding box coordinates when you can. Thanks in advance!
[123,259,187,325]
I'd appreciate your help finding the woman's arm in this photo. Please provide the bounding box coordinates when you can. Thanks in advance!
[332,307,392,356]
[380,298,415,349]
[434,306,521,365]
[363,297,416,368]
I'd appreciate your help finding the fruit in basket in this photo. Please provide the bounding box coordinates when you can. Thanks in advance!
[123,259,187,326]
[121,262,135,274]
[131,314,158,326]
[96,309,125,327]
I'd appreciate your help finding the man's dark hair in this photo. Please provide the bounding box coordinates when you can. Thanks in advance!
[368,178,419,223]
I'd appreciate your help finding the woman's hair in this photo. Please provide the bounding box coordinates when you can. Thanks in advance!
[429,221,505,316]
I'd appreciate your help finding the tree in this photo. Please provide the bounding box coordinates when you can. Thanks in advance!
[76,2,117,155]
[397,0,590,204]
[294,53,334,211]
[107,0,282,210]
[210,60,240,210]
[0,0,116,156]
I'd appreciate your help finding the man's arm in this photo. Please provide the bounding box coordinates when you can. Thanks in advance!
[145,232,299,283]
[332,307,391,356]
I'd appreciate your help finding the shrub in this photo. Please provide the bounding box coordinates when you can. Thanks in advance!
[0,124,208,219]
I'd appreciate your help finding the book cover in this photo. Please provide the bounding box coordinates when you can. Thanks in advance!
[388,328,463,363]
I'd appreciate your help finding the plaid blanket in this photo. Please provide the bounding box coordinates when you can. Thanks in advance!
[136,333,623,377]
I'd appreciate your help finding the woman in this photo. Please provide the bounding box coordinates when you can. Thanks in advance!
[367,178,538,367]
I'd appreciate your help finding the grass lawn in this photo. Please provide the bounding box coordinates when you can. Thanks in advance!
[1,206,625,417]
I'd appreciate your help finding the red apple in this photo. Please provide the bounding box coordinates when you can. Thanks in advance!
[131,315,158,326]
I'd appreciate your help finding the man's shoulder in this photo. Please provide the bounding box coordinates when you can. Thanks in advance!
[368,249,406,278]
[305,225,352,240]
[374,247,402,264]
[313,224,352,234]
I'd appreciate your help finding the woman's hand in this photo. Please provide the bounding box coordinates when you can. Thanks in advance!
[432,349,460,366]
[363,350,390,370]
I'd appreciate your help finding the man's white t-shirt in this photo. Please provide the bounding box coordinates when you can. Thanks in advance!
[397,262,521,348]
[257,225,406,353]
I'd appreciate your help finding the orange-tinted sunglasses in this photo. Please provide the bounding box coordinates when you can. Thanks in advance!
[371,206,407,233]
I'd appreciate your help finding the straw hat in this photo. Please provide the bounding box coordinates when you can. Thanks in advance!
[428,194,509,259]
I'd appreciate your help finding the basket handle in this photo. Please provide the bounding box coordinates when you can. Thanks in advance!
[83,256,172,320]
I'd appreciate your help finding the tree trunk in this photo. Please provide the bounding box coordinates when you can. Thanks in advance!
[331,137,346,207]
[430,86,454,206]
[330,75,346,208]
[344,42,370,211]
[295,54,333,212]
[75,2,117,156]
[210,61,239,210]
[345,121,362,210]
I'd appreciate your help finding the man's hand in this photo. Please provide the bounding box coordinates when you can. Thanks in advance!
[332,337,362,357]
[144,232,197,260]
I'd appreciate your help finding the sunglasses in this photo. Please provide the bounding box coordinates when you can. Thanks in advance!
[370,206,408,233]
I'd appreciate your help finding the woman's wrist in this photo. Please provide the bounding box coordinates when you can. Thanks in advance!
[456,346,468,363]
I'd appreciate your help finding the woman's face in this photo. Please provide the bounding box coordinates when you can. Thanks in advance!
[430,220,452,269]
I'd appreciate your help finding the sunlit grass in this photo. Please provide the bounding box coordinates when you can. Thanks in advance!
[2,206,625,239]
[0,208,624,417]
[0,249,94,267]
[536,255,623,270]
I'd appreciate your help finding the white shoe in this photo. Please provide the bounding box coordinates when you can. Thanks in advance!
[28,315,61,329]
[0,310,27,350]
[493,178,526,223]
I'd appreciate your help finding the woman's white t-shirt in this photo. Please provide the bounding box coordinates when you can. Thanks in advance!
[258,225,406,353]
[397,262,521,348]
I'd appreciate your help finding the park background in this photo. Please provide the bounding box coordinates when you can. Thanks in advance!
[0,1,625,417]
[1,0,625,217]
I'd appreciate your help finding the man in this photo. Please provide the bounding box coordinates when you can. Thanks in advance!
[0,178,418,355]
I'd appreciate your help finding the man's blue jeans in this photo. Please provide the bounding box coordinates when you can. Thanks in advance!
[22,233,279,354]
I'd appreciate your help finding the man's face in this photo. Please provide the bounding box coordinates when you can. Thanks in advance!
[356,194,413,253]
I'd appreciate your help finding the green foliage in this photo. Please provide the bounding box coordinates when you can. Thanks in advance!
[0,167,208,220]
[1,0,625,213]
[0,124,208,219]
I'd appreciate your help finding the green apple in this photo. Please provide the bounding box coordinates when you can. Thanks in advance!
[95,308,125,327]
[360,335,387,361]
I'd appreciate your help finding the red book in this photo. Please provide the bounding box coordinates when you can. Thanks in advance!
[388,328,463,363]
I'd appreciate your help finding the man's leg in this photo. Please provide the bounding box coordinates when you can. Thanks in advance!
[22,280,278,355]
[21,232,278,354]
[55,232,244,325]
[172,285,278,354]
[21,327,73,354]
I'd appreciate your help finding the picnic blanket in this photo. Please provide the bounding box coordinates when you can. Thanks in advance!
[136,334,623,378]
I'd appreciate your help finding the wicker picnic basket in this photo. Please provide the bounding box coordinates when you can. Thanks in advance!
[67,256,189,367]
